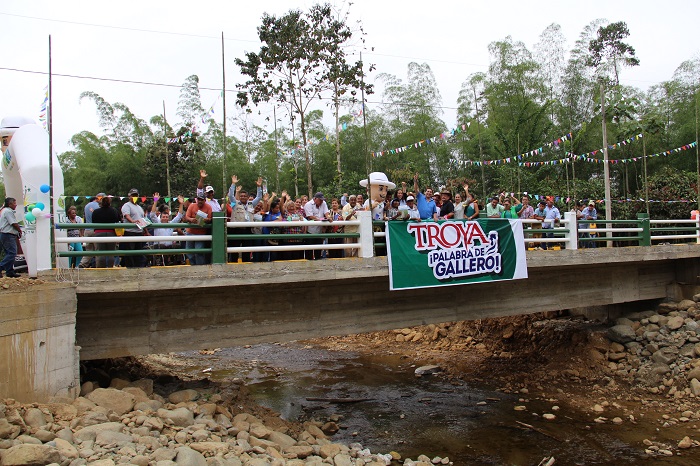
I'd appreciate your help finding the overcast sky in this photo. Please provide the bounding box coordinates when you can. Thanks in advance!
[1,0,698,155]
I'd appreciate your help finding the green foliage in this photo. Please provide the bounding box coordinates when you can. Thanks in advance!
[58,20,699,221]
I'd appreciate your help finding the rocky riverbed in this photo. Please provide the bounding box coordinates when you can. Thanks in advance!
[0,377,441,466]
[3,272,700,464]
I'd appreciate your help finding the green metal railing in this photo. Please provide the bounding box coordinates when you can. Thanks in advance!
[54,211,700,267]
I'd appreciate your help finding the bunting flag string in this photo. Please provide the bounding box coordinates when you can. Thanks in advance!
[567,141,697,165]
[474,192,695,205]
[459,133,645,167]
[38,86,48,131]
[371,122,473,158]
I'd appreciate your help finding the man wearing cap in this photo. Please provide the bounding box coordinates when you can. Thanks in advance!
[413,174,438,221]
[78,192,105,268]
[196,169,223,212]
[438,189,455,220]
[121,188,149,267]
[580,200,598,248]
[184,192,213,265]
[405,195,420,220]
[304,192,330,260]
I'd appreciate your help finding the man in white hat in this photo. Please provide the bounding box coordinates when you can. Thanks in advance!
[360,172,396,221]
[196,169,223,212]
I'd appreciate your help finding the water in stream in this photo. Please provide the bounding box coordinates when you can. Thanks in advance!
[179,343,693,465]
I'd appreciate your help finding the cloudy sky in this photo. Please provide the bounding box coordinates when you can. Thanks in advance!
[1,0,698,154]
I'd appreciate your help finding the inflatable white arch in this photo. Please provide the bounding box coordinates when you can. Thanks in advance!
[1,116,67,276]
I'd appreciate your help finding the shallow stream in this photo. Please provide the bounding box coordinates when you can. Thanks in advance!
[178,343,694,465]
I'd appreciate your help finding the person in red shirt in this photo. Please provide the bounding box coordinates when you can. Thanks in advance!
[184,194,213,265]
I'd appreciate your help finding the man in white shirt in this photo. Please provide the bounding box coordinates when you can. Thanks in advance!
[304,192,330,260]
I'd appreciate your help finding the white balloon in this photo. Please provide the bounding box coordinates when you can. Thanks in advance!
[32,207,42,217]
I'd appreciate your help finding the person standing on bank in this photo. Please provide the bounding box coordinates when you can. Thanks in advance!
[0,197,22,277]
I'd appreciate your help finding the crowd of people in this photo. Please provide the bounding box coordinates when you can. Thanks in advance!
[0,172,598,274]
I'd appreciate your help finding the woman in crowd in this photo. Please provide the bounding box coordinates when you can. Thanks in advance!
[151,195,185,266]
[262,199,284,262]
[66,206,84,268]
[91,196,121,268]
[282,200,306,261]
[327,198,345,258]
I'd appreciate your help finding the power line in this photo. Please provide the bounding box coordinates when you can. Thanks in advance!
[0,66,462,111]
[0,12,257,44]
[1,11,487,72]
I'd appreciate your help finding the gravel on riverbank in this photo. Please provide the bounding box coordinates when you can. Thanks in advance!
[0,375,443,466]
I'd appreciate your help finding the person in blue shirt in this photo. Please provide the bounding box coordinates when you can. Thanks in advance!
[413,173,438,221]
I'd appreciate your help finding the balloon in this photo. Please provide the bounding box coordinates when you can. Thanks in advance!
[25,212,36,222]
[32,207,42,217]
[35,202,45,211]
[40,184,50,193]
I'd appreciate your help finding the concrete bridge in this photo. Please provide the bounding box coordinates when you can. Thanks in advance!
[3,245,700,402]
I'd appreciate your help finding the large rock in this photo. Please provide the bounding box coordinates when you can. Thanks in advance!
[73,422,125,443]
[76,411,109,427]
[0,444,60,465]
[414,365,442,376]
[690,378,700,396]
[53,437,79,459]
[128,379,154,396]
[0,418,20,439]
[135,400,163,412]
[268,431,296,449]
[319,444,342,459]
[174,446,207,466]
[122,387,149,403]
[85,388,135,416]
[95,430,133,447]
[678,299,696,310]
[157,408,194,427]
[205,457,242,466]
[687,366,700,381]
[666,316,685,330]
[284,445,314,458]
[22,408,47,429]
[652,349,677,366]
[168,389,199,404]
[607,325,636,344]
[188,442,230,455]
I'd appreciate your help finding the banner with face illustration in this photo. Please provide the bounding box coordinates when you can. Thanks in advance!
[386,219,527,291]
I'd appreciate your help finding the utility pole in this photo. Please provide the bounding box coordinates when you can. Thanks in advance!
[600,82,612,246]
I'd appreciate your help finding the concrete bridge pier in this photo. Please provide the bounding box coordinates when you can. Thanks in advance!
[0,282,79,402]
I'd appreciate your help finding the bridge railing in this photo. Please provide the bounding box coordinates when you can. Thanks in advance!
[54,211,376,264]
[54,210,700,266]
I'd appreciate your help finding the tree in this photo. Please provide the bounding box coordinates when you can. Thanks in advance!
[586,21,640,86]
[177,75,205,127]
[236,3,367,197]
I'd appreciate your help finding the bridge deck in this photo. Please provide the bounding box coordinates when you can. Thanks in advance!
[54,245,700,360]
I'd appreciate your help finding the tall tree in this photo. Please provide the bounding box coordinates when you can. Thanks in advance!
[236,3,366,197]
[176,75,205,127]
[586,21,640,86]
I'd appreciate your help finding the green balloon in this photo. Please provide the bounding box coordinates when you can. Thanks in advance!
[25,212,36,222]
